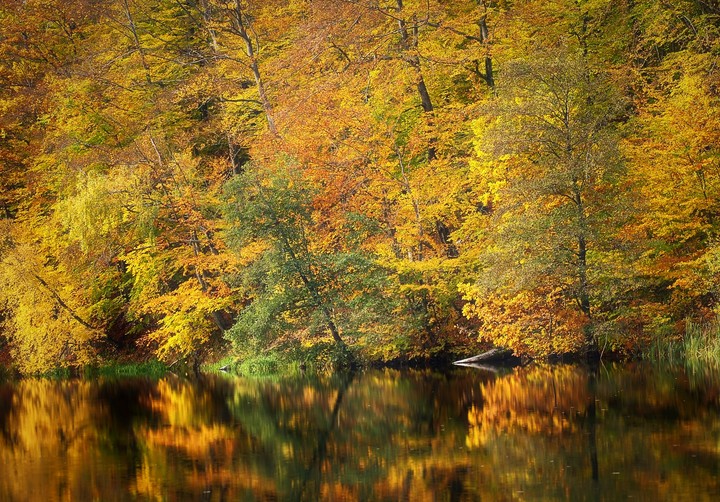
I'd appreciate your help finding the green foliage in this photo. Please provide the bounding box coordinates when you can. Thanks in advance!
[235,353,284,377]
[293,341,359,373]
[223,161,328,349]
[217,342,359,377]
[223,158,398,359]
[39,367,74,380]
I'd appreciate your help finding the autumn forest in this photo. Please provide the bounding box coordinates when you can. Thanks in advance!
[1,0,720,373]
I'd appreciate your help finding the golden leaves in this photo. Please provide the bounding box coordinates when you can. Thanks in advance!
[461,285,587,357]
[0,223,98,373]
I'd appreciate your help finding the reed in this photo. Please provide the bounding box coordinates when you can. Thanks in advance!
[683,318,720,364]
[645,317,720,367]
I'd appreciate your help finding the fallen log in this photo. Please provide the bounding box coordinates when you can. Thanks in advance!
[453,348,520,366]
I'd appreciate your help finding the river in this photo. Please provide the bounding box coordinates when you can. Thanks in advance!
[1,363,719,500]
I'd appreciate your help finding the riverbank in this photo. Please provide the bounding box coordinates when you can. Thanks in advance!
[4,316,720,379]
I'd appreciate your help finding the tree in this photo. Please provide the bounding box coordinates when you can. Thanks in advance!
[223,157,409,360]
[0,221,98,373]
[224,160,338,350]
[620,0,720,330]
[461,48,627,356]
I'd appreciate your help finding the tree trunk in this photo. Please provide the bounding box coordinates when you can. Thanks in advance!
[479,14,494,88]
[454,348,519,365]
[191,230,231,332]
[572,178,596,353]
[277,223,345,345]
[122,0,152,83]
[231,3,278,135]
[30,272,96,331]
[396,1,436,160]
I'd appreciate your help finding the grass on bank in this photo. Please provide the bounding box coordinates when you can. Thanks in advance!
[206,353,302,377]
[206,341,360,377]
[35,360,168,379]
[645,317,720,367]
[25,341,356,379]
[82,360,168,379]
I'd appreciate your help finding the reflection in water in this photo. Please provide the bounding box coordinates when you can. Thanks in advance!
[1,364,720,500]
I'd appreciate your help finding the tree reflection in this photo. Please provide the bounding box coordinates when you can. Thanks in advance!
[0,365,720,500]
[586,365,600,502]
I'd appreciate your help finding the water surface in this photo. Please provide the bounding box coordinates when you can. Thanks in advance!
[1,363,719,501]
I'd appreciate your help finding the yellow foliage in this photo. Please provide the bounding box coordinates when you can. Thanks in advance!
[0,223,98,374]
[461,284,587,357]
[138,277,232,361]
